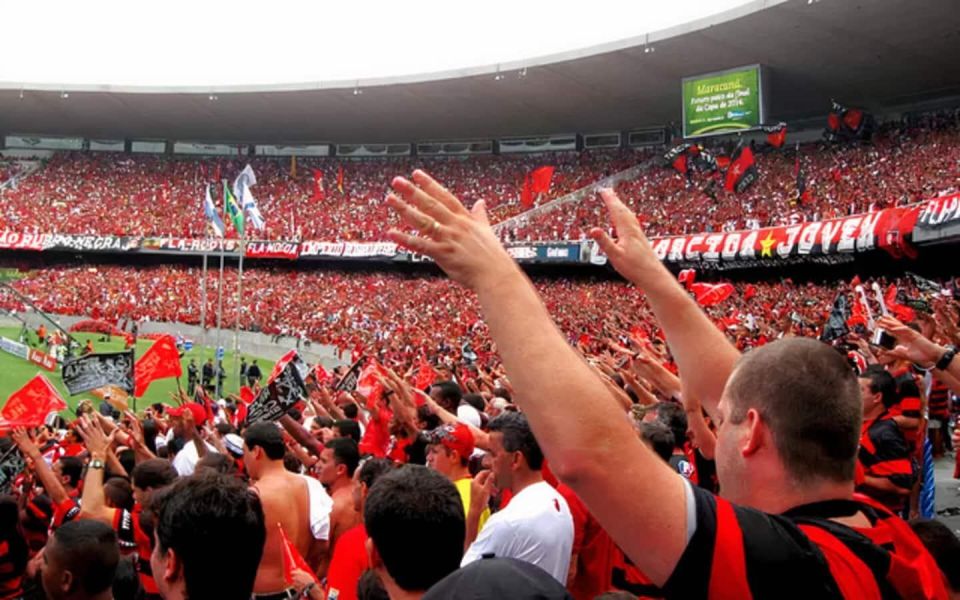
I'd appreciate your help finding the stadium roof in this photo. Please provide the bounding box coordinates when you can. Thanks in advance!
[2,0,959,144]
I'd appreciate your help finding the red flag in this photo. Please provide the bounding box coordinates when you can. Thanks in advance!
[134,336,182,397]
[336,166,344,194]
[842,109,863,132]
[520,174,534,208]
[743,284,757,301]
[764,123,787,148]
[239,386,255,405]
[827,112,841,132]
[690,283,735,307]
[279,523,318,586]
[530,166,555,195]
[715,155,731,170]
[357,359,387,406]
[884,285,916,323]
[313,363,332,385]
[311,169,325,202]
[414,356,438,391]
[1,374,67,428]
[677,269,696,290]
[268,350,299,384]
[723,145,758,194]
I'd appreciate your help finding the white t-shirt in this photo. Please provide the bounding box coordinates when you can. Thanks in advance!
[300,474,333,541]
[171,440,219,476]
[461,480,574,583]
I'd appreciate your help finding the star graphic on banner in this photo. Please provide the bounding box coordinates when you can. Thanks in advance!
[760,232,777,257]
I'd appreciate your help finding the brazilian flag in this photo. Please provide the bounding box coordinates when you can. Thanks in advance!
[224,181,244,236]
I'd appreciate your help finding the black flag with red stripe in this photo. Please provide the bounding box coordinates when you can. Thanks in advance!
[794,148,811,205]
[664,144,692,175]
[723,142,758,194]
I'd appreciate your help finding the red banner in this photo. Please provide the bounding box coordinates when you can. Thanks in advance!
[0,231,46,251]
[134,335,182,397]
[245,241,300,260]
[28,349,57,372]
[1,374,67,428]
[648,206,917,265]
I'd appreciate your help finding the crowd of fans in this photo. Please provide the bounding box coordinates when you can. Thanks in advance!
[0,150,641,241]
[501,116,960,240]
[0,171,958,599]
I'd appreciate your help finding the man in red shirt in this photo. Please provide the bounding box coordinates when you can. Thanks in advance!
[322,458,394,600]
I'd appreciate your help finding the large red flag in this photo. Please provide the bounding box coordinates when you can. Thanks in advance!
[134,336,182,397]
[520,174,534,208]
[1,374,67,428]
[530,166,555,194]
[414,356,438,391]
[311,169,325,202]
[690,282,735,307]
[279,523,318,586]
[356,359,387,407]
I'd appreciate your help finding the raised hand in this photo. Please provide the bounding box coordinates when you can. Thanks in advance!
[75,416,114,457]
[588,189,670,290]
[386,170,519,290]
[10,427,40,460]
[877,315,945,365]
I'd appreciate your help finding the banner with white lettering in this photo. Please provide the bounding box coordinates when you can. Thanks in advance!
[245,241,300,260]
[141,238,241,253]
[61,350,135,396]
[299,241,398,258]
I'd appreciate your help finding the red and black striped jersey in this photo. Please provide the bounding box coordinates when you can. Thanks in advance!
[857,412,916,512]
[660,485,948,599]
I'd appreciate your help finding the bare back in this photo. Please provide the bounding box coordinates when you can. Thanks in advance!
[252,471,314,594]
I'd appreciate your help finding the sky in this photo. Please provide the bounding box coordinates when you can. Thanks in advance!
[2,0,754,88]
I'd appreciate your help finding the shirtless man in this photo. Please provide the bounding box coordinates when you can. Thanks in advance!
[316,438,361,554]
[244,422,332,599]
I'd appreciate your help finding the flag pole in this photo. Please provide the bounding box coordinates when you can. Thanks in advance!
[215,180,227,400]
[233,228,245,397]
[200,250,208,367]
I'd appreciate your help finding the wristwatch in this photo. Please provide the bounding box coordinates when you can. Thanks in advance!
[935,345,958,371]
[89,459,105,470]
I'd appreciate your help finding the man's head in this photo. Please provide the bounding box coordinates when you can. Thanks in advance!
[640,421,675,462]
[334,419,361,443]
[429,381,462,412]
[318,438,360,487]
[352,457,394,513]
[487,412,543,491]
[425,423,474,479]
[655,402,688,450]
[55,456,84,491]
[716,338,860,508]
[131,459,178,506]
[364,465,464,595]
[243,422,285,479]
[150,473,265,600]
[42,520,119,600]
[858,365,897,418]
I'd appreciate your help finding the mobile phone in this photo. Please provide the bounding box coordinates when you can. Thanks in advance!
[871,329,896,350]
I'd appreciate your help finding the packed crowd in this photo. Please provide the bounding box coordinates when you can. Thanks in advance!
[0,177,958,600]
[501,116,960,240]
[0,150,641,241]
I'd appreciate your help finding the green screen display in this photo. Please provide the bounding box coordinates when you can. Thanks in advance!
[682,65,762,137]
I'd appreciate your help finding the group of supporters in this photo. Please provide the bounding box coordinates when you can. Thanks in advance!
[0,172,957,599]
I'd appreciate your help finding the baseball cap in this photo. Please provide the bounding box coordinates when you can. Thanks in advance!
[423,557,572,600]
[223,433,244,458]
[424,423,474,459]
[167,402,207,425]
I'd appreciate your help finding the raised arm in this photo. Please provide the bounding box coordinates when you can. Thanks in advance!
[879,315,960,394]
[10,427,70,506]
[588,190,740,419]
[385,171,687,585]
[74,416,118,524]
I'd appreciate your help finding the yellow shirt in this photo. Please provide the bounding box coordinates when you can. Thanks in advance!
[455,477,490,532]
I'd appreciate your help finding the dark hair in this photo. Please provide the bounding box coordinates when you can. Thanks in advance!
[655,402,688,449]
[357,569,390,600]
[58,456,84,488]
[909,519,960,591]
[132,459,178,491]
[462,394,484,413]
[287,408,303,423]
[726,338,860,483]
[342,403,359,420]
[314,416,335,429]
[151,403,165,415]
[364,465,464,592]
[151,473,265,600]
[215,421,236,436]
[492,387,512,402]
[141,419,159,455]
[860,365,898,409]
[325,438,361,477]
[358,458,395,490]
[0,496,26,575]
[244,422,286,460]
[104,478,135,512]
[640,422,676,462]
[196,453,235,475]
[334,419,362,444]
[283,452,302,473]
[417,405,441,431]
[488,412,544,470]
[49,519,119,596]
[431,381,462,411]
[116,449,136,478]
[112,556,139,600]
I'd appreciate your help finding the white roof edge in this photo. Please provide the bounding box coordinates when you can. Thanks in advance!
[0,1,786,95]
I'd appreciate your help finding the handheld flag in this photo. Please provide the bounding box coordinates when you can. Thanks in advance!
[530,166,555,195]
[520,174,534,208]
[762,122,787,148]
[240,182,266,231]
[1,374,67,428]
[723,143,758,194]
[820,293,850,342]
[134,336,182,398]
[311,169,325,202]
[279,523,318,586]
[337,165,345,194]
[203,184,225,238]
[224,181,244,236]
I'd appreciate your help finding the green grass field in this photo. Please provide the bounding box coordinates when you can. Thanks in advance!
[0,326,275,416]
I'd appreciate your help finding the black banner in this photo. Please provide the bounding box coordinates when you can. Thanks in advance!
[334,357,364,393]
[245,354,308,425]
[61,350,135,395]
[0,446,25,494]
